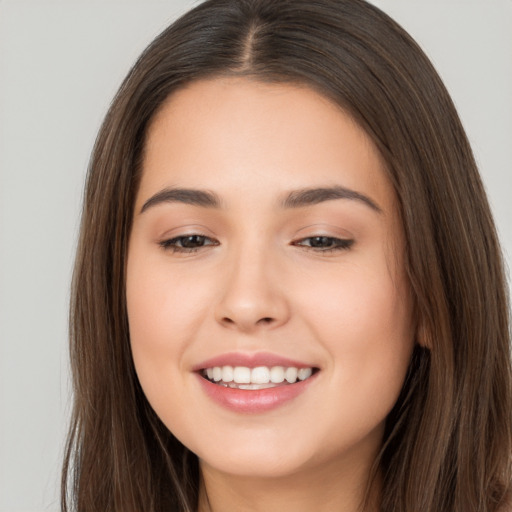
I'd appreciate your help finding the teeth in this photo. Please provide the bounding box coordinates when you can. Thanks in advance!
[298,367,313,381]
[270,366,285,383]
[202,365,315,386]
[227,382,277,390]
[233,366,251,384]
[212,367,222,382]
[222,365,234,382]
[285,367,298,383]
[251,366,270,384]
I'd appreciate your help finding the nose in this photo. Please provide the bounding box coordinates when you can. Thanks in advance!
[214,246,290,333]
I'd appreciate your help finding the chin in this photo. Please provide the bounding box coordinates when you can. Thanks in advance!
[199,449,316,480]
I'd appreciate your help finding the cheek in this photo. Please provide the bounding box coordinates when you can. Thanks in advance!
[125,249,210,399]
[301,258,414,417]
[127,247,211,342]
[302,255,412,344]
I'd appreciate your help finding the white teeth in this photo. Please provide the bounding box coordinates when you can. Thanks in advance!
[222,365,234,382]
[270,366,285,383]
[285,367,298,383]
[230,383,277,390]
[298,367,313,381]
[251,366,270,384]
[203,365,315,386]
[212,367,222,382]
[233,366,251,384]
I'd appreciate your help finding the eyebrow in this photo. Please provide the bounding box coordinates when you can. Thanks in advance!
[281,186,382,213]
[140,187,222,213]
[140,185,382,214]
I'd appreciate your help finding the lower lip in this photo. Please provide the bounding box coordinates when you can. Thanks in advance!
[196,372,318,413]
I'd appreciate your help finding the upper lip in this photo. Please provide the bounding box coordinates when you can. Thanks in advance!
[192,351,319,371]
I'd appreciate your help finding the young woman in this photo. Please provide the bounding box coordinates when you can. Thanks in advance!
[62,1,512,511]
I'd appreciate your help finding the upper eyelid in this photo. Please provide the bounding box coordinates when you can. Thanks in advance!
[292,236,354,247]
[165,234,217,244]
[159,234,351,241]
[158,229,215,241]
[158,233,352,243]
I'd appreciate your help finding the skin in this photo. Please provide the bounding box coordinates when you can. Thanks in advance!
[126,77,415,512]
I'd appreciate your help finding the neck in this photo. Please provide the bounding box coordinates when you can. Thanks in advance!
[197,455,381,512]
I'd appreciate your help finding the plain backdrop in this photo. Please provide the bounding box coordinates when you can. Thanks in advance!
[0,1,510,510]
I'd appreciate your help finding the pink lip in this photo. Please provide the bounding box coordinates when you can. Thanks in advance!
[195,371,319,413]
[192,351,320,413]
[192,351,316,371]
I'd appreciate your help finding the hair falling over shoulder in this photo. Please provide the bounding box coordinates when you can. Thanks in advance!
[62,0,512,511]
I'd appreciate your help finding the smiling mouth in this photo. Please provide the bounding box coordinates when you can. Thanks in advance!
[201,365,319,390]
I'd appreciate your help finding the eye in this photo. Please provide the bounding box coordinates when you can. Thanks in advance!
[159,234,219,253]
[292,236,354,253]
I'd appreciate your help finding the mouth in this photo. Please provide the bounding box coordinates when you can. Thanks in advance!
[200,365,319,390]
[194,353,321,412]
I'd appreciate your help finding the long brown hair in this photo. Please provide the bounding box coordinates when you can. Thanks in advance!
[62,1,512,510]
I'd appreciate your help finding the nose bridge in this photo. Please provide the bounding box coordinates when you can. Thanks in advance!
[215,234,289,332]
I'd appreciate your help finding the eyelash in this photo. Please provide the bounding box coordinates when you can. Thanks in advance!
[292,236,354,253]
[159,234,218,253]
[159,234,354,254]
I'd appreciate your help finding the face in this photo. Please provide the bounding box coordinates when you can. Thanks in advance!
[126,77,414,481]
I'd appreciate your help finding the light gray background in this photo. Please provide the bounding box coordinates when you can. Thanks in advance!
[0,1,510,510]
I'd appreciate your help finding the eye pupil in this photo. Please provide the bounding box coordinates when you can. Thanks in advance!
[310,236,331,247]
[181,235,205,248]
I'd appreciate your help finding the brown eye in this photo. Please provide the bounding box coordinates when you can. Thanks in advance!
[177,235,209,248]
[309,236,335,248]
[159,234,219,253]
[293,236,354,252]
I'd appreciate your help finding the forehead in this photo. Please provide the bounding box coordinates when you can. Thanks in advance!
[138,77,395,213]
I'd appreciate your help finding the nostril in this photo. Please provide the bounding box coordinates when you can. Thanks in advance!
[218,311,285,331]
[222,316,274,325]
